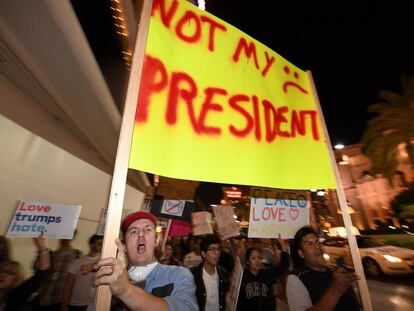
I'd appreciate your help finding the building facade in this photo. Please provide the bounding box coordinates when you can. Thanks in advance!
[329,144,411,230]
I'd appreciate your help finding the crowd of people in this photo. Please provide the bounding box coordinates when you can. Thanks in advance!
[0,210,361,311]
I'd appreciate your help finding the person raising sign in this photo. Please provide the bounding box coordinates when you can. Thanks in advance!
[93,211,198,311]
[236,237,289,311]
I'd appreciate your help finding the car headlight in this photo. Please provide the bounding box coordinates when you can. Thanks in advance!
[323,253,330,261]
[383,254,402,263]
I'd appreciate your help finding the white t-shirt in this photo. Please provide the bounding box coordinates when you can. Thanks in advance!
[286,274,313,311]
[68,255,100,306]
[202,267,219,311]
[183,251,202,269]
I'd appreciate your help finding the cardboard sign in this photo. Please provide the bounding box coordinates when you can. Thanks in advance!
[128,0,336,190]
[248,198,309,238]
[212,205,239,239]
[6,201,81,239]
[191,211,213,236]
[225,257,243,311]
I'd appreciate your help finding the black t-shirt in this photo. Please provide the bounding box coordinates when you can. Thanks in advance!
[293,265,361,311]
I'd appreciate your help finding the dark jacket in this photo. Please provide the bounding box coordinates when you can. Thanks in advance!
[191,263,229,311]
[1,268,50,311]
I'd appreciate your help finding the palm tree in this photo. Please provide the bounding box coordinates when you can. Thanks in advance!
[390,184,414,225]
[361,76,414,184]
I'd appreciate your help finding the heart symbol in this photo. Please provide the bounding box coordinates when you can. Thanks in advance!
[289,208,299,221]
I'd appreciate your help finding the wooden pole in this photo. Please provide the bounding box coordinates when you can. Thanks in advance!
[307,71,372,311]
[94,0,153,309]
[162,219,173,252]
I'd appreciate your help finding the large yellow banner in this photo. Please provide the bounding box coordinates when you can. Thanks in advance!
[129,0,336,189]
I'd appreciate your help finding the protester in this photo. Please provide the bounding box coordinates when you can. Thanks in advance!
[172,241,185,266]
[0,233,50,311]
[191,235,229,311]
[271,239,291,310]
[61,234,103,311]
[94,210,198,311]
[159,241,179,266]
[228,237,246,268]
[217,239,234,275]
[0,236,10,264]
[35,234,81,310]
[286,226,360,311]
[236,243,289,311]
[183,236,202,269]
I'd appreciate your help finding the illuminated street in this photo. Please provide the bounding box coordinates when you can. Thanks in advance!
[368,276,414,311]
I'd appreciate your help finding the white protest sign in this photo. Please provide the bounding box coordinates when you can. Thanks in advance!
[212,205,239,240]
[161,200,185,217]
[225,257,243,311]
[191,211,213,236]
[6,201,81,239]
[248,198,309,239]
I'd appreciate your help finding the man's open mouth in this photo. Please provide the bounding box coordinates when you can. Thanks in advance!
[137,243,146,254]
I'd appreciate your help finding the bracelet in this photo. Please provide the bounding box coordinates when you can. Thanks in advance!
[38,248,50,255]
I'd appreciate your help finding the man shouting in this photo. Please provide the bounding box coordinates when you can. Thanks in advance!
[94,211,198,311]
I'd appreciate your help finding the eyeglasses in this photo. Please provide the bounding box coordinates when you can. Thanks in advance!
[207,247,221,253]
[303,239,322,248]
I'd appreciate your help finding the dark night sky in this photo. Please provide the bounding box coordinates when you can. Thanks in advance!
[205,0,414,145]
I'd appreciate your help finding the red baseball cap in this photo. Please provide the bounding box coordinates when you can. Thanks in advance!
[121,211,157,234]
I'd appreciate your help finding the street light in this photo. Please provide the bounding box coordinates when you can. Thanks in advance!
[317,190,325,196]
